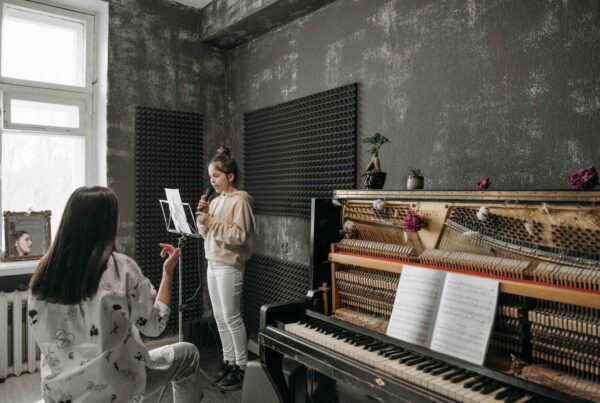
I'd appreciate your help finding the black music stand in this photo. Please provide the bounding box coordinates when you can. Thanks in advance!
[159,198,202,342]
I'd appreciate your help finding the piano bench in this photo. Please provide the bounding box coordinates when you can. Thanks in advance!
[242,360,280,403]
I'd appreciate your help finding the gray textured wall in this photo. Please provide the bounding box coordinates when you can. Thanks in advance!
[225,0,600,265]
[108,0,226,255]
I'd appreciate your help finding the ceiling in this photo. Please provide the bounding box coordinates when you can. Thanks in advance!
[172,0,213,9]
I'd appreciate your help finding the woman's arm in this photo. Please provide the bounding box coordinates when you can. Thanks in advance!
[126,245,180,337]
[156,243,180,306]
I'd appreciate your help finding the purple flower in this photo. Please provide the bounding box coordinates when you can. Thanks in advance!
[568,166,598,190]
[476,177,491,190]
[403,211,426,233]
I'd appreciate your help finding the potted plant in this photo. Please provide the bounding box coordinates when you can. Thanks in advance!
[407,169,424,190]
[362,132,390,189]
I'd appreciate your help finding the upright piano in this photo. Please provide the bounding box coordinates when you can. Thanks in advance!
[259,190,600,402]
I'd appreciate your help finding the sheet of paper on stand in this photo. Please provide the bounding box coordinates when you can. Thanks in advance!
[165,188,193,235]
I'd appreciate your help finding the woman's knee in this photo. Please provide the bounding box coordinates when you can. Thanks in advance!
[175,342,200,368]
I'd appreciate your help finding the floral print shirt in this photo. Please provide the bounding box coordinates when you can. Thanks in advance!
[28,253,170,403]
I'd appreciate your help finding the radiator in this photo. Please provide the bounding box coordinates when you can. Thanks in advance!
[0,290,39,381]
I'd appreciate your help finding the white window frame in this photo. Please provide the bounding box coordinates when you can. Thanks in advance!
[0,0,95,93]
[0,0,99,272]
[2,85,89,134]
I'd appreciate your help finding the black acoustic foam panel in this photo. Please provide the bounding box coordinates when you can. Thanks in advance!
[135,107,203,334]
[243,254,309,340]
[244,83,358,218]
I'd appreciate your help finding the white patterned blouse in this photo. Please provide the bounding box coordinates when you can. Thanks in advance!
[28,252,170,403]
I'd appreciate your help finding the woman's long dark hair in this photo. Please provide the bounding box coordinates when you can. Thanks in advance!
[29,186,119,304]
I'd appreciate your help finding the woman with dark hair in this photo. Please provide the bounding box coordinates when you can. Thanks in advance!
[196,146,256,390]
[12,230,32,256]
[28,186,203,403]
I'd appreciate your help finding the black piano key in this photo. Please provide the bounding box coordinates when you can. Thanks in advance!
[317,323,336,331]
[405,356,428,366]
[442,368,464,380]
[416,360,437,371]
[335,331,354,339]
[388,351,411,360]
[394,351,412,359]
[354,338,375,347]
[399,354,419,364]
[430,365,453,376]
[495,388,517,400]
[382,348,404,357]
[480,383,503,395]
[450,372,473,383]
[424,362,447,374]
[471,378,492,392]
[363,341,383,350]
[503,390,526,403]
[367,343,387,352]
[350,336,371,344]
[464,376,486,388]
[377,346,397,355]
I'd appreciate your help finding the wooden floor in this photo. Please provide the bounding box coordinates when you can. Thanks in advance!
[0,339,243,403]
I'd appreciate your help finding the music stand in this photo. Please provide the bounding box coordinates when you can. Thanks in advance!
[159,199,202,342]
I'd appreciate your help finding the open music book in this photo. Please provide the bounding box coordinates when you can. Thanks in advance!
[387,265,499,365]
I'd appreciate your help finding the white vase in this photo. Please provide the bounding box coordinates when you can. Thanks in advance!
[407,176,424,190]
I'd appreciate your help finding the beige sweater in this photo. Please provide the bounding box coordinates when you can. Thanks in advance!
[197,190,256,266]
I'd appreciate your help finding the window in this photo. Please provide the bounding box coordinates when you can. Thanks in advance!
[0,0,96,247]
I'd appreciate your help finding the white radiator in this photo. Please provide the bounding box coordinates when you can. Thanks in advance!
[0,290,39,380]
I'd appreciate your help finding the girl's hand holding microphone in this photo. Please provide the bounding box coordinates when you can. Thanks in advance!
[196,195,210,225]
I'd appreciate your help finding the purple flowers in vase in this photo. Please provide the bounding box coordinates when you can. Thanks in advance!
[403,211,426,232]
[476,177,492,190]
[568,166,598,190]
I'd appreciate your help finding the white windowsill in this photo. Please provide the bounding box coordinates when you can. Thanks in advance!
[0,260,39,276]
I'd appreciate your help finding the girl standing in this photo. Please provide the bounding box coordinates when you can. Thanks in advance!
[196,146,256,391]
[28,186,203,402]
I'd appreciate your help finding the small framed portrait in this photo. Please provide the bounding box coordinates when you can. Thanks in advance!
[3,210,51,261]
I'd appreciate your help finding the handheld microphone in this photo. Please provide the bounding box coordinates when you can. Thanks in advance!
[202,186,216,202]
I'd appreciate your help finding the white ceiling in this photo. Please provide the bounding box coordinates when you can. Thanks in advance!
[172,0,214,9]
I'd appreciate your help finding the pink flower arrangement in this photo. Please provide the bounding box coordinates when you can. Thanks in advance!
[568,166,598,190]
[403,211,426,233]
[476,177,492,190]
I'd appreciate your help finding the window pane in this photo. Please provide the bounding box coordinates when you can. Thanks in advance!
[11,99,80,128]
[1,4,86,87]
[2,132,85,241]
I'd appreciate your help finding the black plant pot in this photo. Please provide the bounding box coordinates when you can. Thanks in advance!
[363,172,387,190]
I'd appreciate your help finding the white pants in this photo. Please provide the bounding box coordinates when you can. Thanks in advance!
[144,342,203,402]
[207,260,248,368]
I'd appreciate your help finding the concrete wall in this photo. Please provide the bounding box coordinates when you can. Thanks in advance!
[107,0,227,255]
[224,0,600,265]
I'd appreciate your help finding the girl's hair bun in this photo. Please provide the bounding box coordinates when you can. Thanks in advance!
[215,145,231,158]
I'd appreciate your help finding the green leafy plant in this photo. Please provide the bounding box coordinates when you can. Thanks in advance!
[362,132,390,173]
[409,169,422,178]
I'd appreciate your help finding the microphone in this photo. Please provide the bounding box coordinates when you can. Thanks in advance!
[202,186,215,202]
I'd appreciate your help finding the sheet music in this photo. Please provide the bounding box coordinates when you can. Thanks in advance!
[165,188,193,234]
[386,265,446,347]
[429,273,499,365]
